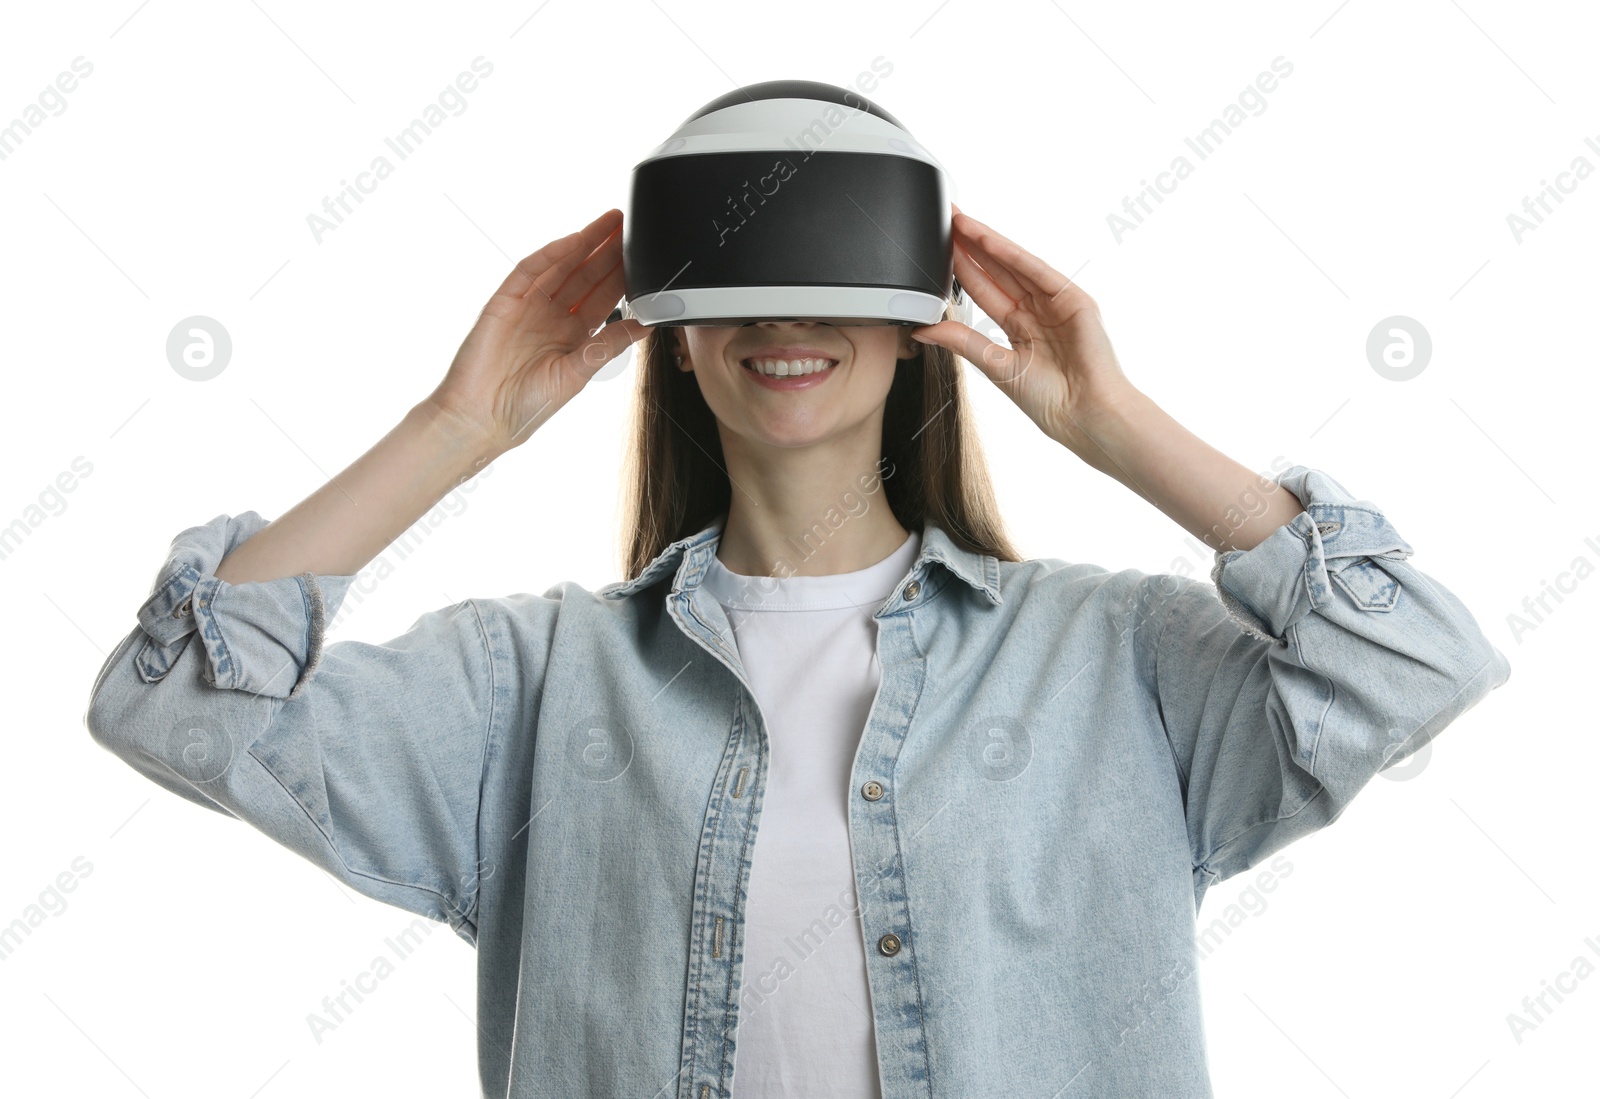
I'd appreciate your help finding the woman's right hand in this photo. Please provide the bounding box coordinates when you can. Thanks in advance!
[425,208,648,453]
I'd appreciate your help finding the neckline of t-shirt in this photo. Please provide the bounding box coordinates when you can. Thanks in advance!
[702,529,922,611]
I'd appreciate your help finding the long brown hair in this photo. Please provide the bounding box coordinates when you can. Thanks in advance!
[618,302,1024,580]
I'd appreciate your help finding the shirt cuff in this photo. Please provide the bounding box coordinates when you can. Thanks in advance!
[133,511,356,700]
[1207,466,1415,644]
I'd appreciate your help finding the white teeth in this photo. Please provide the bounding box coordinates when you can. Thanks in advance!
[743,357,836,377]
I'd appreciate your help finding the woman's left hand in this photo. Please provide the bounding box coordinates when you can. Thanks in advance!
[911,206,1141,462]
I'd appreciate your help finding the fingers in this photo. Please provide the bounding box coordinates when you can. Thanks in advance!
[552,226,624,312]
[530,215,622,303]
[955,235,1028,304]
[565,258,648,375]
[952,244,1022,333]
[946,205,1032,324]
[953,210,1084,309]
[492,209,622,301]
[952,211,1049,300]
[566,255,629,334]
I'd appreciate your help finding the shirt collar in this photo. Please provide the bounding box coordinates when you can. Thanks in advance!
[599,511,1002,607]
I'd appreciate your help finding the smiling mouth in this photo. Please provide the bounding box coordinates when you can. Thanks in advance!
[740,357,840,378]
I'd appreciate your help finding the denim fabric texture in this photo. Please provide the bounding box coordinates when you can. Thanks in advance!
[84,464,1511,1098]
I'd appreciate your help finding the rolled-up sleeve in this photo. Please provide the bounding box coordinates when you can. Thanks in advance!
[1130,466,1511,902]
[84,511,499,943]
[128,511,352,700]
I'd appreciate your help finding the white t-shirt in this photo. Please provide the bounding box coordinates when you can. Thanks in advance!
[703,527,923,1099]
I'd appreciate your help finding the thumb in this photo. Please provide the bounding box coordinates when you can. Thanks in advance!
[579,317,649,375]
[912,319,1024,386]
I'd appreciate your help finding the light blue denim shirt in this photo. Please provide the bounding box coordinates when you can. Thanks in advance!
[84,464,1510,1098]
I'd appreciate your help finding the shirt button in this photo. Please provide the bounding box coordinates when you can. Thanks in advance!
[878,933,902,956]
[903,580,920,601]
[173,597,192,618]
[861,780,884,801]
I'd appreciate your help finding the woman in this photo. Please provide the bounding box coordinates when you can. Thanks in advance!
[85,206,1510,1098]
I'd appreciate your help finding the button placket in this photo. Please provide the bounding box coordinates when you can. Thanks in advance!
[849,584,936,1088]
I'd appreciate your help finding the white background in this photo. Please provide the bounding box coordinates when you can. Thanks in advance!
[3,1,1594,1096]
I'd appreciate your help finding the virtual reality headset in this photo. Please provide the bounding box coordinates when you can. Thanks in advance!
[605,79,968,330]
